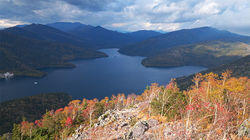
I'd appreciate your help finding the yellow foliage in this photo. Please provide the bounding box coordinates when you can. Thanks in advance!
[216,129,223,135]
[151,115,168,123]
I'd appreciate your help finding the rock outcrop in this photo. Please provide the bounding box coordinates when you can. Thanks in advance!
[68,102,192,140]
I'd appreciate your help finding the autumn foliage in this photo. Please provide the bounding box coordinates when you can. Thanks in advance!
[12,71,249,139]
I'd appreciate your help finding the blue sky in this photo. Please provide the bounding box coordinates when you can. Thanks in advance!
[0,0,250,35]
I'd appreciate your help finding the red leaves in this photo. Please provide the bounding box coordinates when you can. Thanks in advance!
[65,117,73,127]
[55,108,63,114]
[35,120,42,127]
[82,107,90,119]
[20,121,34,135]
[186,105,195,111]
[166,79,179,93]
[21,121,27,126]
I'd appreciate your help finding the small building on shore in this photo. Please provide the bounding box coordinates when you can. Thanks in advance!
[0,72,14,79]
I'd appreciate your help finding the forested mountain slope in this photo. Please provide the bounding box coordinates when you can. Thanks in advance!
[142,41,250,68]
[0,31,107,77]
[4,24,93,49]
[119,27,250,57]
[0,93,71,135]
[176,55,250,90]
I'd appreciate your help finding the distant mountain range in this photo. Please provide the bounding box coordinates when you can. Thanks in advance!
[119,26,250,68]
[6,24,92,48]
[0,28,107,77]
[1,22,250,77]
[47,22,90,32]
[0,22,162,77]
[119,27,250,56]
[142,41,249,68]
[47,22,162,49]
[125,30,163,42]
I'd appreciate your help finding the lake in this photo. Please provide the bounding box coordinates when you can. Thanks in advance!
[0,49,206,102]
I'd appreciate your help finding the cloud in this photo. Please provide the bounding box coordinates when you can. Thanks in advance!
[61,0,133,12]
[0,19,28,28]
[0,0,249,35]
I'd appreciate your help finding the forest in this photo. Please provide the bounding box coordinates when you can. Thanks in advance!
[0,93,71,135]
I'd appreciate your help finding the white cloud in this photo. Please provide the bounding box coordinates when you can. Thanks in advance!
[0,19,28,28]
[194,0,220,15]
[0,0,250,35]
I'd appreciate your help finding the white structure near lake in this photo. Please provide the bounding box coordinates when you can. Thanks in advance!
[0,72,14,79]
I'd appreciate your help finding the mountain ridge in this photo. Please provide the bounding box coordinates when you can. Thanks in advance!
[5,24,94,49]
[141,40,250,68]
[0,30,107,77]
[47,22,163,49]
[119,26,250,56]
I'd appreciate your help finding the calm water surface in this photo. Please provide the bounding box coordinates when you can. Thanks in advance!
[0,49,206,102]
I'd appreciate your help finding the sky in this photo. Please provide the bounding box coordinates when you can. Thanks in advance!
[0,0,250,35]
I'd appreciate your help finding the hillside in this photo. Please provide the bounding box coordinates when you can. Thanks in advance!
[0,93,71,135]
[47,22,92,32]
[142,41,250,68]
[68,26,133,49]
[176,55,250,90]
[0,31,107,77]
[119,27,250,57]
[125,30,162,42]
[4,24,93,49]
[5,73,249,139]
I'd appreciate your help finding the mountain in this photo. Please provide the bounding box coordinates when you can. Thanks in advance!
[119,27,250,56]
[47,22,132,49]
[176,55,250,90]
[47,22,162,49]
[142,40,250,68]
[0,31,107,77]
[15,24,28,28]
[4,24,93,48]
[47,22,93,32]
[126,30,162,42]
[67,25,135,49]
[68,27,163,49]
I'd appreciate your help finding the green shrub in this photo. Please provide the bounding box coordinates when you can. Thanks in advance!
[150,87,187,120]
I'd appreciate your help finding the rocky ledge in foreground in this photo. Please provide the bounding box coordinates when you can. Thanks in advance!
[69,101,249,140]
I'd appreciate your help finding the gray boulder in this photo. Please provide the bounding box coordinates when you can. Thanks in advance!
[127,121,149,139]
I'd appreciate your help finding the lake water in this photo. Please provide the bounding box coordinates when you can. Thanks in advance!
[0,49,206,102]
